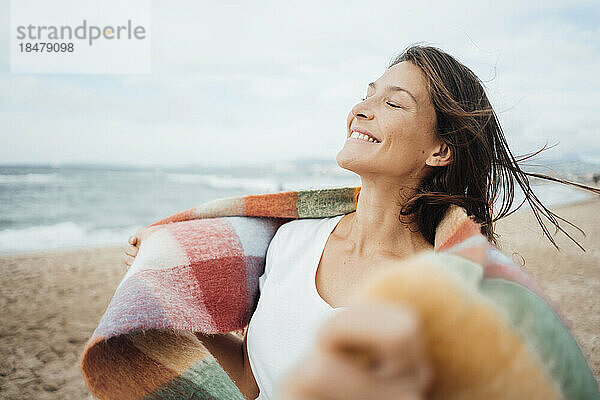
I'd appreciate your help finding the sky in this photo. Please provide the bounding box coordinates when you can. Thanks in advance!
[1,0,599,168]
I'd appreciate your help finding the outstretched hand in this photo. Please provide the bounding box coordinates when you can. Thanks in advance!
[276,302,432,400]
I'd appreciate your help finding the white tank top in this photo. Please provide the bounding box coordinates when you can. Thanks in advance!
[246,214,348,400]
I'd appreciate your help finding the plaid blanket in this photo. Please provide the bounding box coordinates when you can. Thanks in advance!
[79,186,598,399]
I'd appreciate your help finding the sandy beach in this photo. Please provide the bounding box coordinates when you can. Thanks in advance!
[0,198,599,399]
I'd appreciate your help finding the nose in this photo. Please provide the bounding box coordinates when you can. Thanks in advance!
[351,100,374,120]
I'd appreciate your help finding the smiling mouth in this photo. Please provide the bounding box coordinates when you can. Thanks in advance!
[347,130,381,144]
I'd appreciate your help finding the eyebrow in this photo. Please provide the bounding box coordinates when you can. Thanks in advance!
[368,81,417,104]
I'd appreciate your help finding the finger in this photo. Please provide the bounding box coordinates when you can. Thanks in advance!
[128,235,138,245]
[322,348,428,400]
[124,254,134,267]
[124,244,139,257]
[373,331,432,386]
[317,303,429,382]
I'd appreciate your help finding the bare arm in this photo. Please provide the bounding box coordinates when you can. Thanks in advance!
[242,330,260,399]
[194,330,259,400]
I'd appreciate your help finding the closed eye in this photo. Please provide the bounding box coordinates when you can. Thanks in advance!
[360,96,403,109]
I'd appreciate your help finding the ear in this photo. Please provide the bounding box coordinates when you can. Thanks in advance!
[425,142,452,167]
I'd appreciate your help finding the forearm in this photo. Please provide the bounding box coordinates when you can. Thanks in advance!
[194,332,259,399]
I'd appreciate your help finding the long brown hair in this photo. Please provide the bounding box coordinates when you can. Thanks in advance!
[389,44,599,251]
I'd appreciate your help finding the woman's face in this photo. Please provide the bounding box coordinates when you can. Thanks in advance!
[336,61,449,182]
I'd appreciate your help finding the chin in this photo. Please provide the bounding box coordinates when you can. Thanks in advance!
[335,148,368,176]
[335,152,349,172]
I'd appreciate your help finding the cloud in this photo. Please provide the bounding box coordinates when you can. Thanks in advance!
[1,0,599,166]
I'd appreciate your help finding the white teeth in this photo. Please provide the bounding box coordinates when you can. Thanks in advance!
[350,131,379,143]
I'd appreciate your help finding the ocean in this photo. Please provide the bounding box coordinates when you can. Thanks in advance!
[0,163,595,254]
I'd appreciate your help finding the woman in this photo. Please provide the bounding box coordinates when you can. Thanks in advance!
[124,45,597,399]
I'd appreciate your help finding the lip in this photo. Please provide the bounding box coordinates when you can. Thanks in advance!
[348,126,381,142]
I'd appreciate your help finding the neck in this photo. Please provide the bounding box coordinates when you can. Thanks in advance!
[337,176,433,260]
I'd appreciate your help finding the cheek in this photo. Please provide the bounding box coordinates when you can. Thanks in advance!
[383,117,434,163]
[384,114,422,146]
